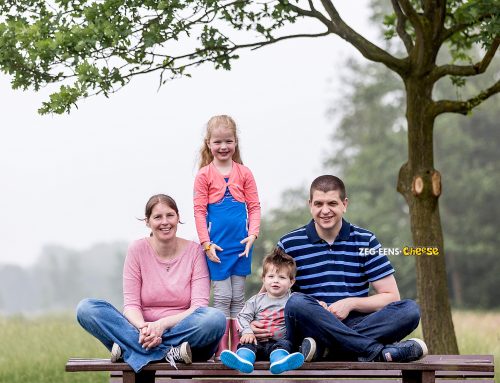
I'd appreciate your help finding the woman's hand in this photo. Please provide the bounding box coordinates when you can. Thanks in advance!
[239,235,256,257]
[139,320,167,349]
[204,242,223,263]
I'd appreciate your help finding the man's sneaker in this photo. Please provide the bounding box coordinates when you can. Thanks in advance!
[110,343,122,363]
[165,342,192,369]
[300,338,317,362]
[379,338,428,362]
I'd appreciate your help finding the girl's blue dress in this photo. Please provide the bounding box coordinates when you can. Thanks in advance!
[206,179,252,280]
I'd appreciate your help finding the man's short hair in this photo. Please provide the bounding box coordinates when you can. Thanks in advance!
[261,247,296,280]
[309,175,347,200]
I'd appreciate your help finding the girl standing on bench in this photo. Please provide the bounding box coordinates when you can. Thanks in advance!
[193,115,261,359]
[76,194,226,372]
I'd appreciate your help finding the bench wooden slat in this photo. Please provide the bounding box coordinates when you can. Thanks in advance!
[66,357,494,373]
[66,354,495,383]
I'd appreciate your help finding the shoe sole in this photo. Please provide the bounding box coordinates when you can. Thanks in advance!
[302,338,316,362]
[408,338,428,360]
[181,342,192,364]
[220,350,254,373]
[110,343,122,363]
[270,352,304,374]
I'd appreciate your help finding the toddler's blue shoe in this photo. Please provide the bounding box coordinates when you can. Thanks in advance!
[220,347,255,374]
[269,349,304,374]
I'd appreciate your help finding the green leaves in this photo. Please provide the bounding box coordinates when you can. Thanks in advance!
[1,0,497,114]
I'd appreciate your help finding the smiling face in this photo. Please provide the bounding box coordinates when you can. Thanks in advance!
[146,202,179,242]
[309,189,348,238]
[262,266,294,298]
[207,126,237,166]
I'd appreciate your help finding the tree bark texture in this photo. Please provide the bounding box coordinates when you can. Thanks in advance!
[397,77,459,354]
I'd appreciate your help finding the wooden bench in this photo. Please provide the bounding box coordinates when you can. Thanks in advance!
[65,354,494,383]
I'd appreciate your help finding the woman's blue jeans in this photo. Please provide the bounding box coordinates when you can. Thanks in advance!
[284,293,421,362]
[76,298,226,372]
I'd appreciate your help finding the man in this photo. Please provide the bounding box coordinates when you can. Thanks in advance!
[254,175,427,363]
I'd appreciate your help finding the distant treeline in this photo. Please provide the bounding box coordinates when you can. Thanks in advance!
[0,242,126,315]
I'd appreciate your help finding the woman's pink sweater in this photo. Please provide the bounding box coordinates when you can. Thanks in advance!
[122,238,209,322]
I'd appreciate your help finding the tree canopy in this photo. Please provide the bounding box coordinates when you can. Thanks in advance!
[0,0,498,114]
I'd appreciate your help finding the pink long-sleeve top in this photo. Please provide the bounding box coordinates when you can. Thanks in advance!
[122,238,210,322]
[193,161,261,244]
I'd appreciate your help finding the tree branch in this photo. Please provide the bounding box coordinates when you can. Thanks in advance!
[431,78,500,116]
[441,12,494,42]
[285,1,331,28]
[431,37,499,80]
[395,0,424,34]
[391,0,414,53]
[317,0,407,74]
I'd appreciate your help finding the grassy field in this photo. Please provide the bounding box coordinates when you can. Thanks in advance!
[0,310,498,383]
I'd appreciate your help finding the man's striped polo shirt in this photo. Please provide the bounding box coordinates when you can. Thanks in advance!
[278,218,394,304]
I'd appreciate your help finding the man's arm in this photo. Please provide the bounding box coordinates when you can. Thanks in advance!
[327,275,400,320]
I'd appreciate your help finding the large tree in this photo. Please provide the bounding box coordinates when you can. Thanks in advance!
[1,0,499,353]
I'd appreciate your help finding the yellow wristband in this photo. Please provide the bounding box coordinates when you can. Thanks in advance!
[204,243,212,252]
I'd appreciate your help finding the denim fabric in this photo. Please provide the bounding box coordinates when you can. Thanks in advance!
[237,338,293,361]
[284,293,420,362]
[76,298,226,372]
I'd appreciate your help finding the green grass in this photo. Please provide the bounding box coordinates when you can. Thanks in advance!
[0,311,498,383]
[0,313,109,383]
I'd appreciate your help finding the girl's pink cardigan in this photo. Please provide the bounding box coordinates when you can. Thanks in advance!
[193,161,261,244]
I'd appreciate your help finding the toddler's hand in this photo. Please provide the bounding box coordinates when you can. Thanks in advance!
[240,333,257,345]
[239,235,256,257]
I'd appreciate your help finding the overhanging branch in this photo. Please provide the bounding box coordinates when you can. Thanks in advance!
[431,78,500,116]
[317,0,407,74]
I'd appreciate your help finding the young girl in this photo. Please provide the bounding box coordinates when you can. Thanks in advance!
[194,115,261,358]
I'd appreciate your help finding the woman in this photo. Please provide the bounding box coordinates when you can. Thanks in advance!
[77,194,226,372]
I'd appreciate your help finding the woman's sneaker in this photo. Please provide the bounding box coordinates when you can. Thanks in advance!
[165,342,192,369]
[110,343,122,362]
[379,338,428,362]
[300,338,317,362]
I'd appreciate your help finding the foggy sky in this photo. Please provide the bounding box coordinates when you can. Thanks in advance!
[0,3,374,266]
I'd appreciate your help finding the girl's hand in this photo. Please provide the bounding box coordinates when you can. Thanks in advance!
[204,242,223,263]
[239,235,256,257]
[240,333,257,345]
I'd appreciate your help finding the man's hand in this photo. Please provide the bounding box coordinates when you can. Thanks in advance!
[250,320,272,341]
[328,298,354,320]
[240,333,257,345]
[317,300,328,310]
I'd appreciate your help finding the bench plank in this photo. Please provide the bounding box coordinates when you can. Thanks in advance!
[66,355,494,383]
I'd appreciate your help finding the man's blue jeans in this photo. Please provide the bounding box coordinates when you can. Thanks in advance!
[284,293,420,361]
[76,298,226,372]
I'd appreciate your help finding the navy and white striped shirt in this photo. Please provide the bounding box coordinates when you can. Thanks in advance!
[278,219,394,304]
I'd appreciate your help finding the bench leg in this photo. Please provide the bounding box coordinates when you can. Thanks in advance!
[122,370,155,383]
[401,370,435,383]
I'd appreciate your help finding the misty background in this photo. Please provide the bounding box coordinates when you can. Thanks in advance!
[1,2,499,315]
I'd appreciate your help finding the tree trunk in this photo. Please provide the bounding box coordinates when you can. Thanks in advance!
[397,77,459,354]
